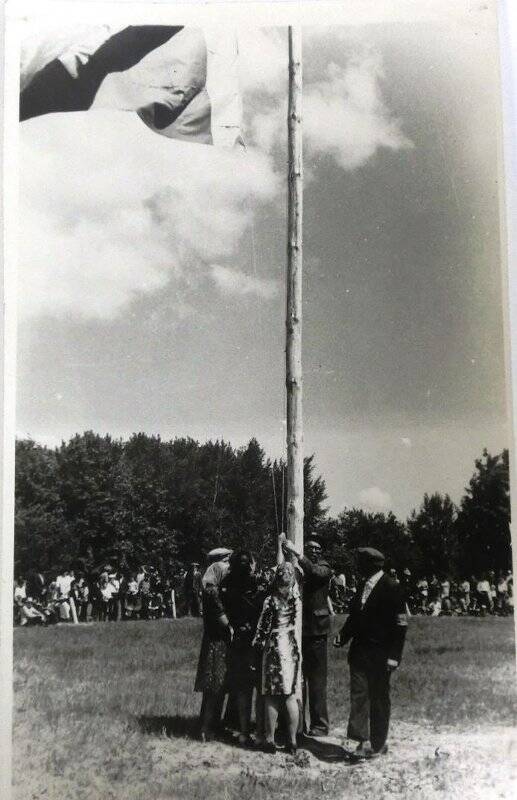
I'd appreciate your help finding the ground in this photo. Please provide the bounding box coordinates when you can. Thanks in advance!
[13,616,517,800]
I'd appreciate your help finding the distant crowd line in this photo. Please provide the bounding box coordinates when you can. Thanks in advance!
[329,569,514,618]
[13,560,513,627]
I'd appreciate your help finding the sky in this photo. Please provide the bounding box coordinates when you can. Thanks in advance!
[15,5,510,519]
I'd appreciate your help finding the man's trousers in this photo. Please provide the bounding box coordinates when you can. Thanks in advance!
[347,644,391,752]
[302,635,329,735]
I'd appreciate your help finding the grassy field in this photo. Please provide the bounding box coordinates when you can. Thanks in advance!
[13,616,517,800]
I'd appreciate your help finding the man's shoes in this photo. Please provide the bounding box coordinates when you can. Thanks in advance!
[351,743,388,762]
[307,728,329,738]
[262,741,277,754]
[237,734,255,748]
[285,743,297,756]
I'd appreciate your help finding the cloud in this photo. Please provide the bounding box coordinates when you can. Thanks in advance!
[18,34,411,321]
[304,54,413,169]
[401,437,412,448]
[19,111,279,320]
[245,43,413,171]
[210,264,278,299]
[237,27,286,95]
[359,486,392,512]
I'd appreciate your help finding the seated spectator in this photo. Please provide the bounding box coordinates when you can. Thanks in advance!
[20,597,47,626]
[440,576,452,614]
[458,578,471,613]
[477,576,493,614]
[428,597,442,616]
[417,578,429,612]
[147,592,163,619]
[14,576,27,607]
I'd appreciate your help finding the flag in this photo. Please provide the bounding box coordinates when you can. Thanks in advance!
[20,24,242,147]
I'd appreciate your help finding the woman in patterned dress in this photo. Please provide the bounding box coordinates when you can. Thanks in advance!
[194,560,232,741]
[253,561,301,754]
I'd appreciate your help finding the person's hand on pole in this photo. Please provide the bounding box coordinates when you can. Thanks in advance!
[282,538,300,557]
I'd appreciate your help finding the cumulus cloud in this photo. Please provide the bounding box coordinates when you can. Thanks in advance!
[304,55,413,169]
[237,27,286,95]
[359,486,392,512]
[18,31,412,321]
[243,36,413,171]
[19,111,279,319]
[210,264,278,298]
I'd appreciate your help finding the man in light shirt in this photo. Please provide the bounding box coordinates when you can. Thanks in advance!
[56,569,74,598]
[335,547,408,761]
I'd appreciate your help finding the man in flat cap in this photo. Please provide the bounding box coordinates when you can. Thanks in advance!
[282,535,332,736]
[335,547,408,760]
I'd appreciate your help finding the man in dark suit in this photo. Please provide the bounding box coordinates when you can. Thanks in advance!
[335,547,408,759]
[283,536,332,736]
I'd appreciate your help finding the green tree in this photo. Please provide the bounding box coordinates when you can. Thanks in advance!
[456,449,511,575]
[55,431,124,567]
[318,508,413,577]
[407,493,458,577]
[14,439,68,574]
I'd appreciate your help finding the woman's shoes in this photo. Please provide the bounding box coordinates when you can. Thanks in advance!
[262,741,277,754]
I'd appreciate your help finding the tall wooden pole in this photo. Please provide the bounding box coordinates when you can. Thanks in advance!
[286,26,303,558]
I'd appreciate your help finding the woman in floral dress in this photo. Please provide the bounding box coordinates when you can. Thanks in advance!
[194,560,232,741]
[253,561,301,754]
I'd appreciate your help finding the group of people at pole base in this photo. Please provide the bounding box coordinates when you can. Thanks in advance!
[194,534,408,762]
[12,562,213,627]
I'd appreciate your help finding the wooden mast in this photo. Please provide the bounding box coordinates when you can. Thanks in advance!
[286,26,303,558]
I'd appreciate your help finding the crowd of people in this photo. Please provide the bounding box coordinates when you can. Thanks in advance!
[328,568,514,617]
[13,558,513,628]
[12,564,184,626]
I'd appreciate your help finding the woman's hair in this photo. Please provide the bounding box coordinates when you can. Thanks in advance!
[272,561,296,593]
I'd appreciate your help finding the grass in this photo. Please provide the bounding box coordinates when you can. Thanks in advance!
[13,616,517,800]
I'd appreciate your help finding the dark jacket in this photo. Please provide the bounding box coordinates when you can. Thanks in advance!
[220,573,265,646]
[340,573,408,664]
[300,555,332,637]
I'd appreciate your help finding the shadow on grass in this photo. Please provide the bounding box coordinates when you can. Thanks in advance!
[138,715,199,739]
[137,717,352,764]
[298,734,352,763]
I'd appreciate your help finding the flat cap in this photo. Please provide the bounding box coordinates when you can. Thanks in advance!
[207,547,233,563]
[356,547,385,564]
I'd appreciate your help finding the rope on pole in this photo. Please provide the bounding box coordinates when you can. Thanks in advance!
[271,465,280,536]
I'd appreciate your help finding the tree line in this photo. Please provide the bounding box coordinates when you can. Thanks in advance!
[14,432,511,579]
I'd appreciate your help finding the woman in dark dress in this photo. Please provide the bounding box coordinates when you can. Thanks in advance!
[221,551,266,747]
[194,560,232,741]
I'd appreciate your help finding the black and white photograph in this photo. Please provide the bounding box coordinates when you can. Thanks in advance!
[2,0,516,798]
